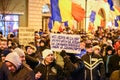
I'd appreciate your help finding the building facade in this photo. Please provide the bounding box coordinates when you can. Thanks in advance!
[0,0,120,45]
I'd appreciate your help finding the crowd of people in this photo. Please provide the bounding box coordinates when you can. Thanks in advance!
[0,27,120,80]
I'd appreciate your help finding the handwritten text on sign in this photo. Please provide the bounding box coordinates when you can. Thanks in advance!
[50,33,80,54]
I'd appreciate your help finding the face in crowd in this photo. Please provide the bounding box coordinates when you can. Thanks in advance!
[44,53,54,65]
[42,49,55,65]
[5,62,16,72]
[5,52,22,73]
[80,41,86,49]
[86,44,93,54]
[0,39,7,50]
[26,46,34,55]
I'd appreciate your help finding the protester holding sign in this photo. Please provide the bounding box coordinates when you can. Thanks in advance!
[60,50,85,80]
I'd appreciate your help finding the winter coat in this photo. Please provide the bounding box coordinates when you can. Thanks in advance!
[25,54,39,70]
[103,55,113,77]
[0,63,9,80]
[108,54,120,76]
[8,64,35,80]
[81,52,105,80]
[34,61,64,80]
[62,54,85,80]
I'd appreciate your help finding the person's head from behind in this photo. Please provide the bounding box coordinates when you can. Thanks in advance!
[5,52,22,73]
[42,49,54,65]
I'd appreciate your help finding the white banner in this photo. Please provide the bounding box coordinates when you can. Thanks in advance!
[50,33,80,54]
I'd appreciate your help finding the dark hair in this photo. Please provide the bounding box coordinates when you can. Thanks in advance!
[106,45,113,51]
[105,45,113,55]
[0,31,3,35]
[85,43,93,48]
[10,34,15,38]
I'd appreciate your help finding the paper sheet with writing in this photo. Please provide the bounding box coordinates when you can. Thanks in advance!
[50,33,80,54]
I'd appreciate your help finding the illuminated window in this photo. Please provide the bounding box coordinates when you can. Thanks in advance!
[0,14,19,36]
[42,4,50,13]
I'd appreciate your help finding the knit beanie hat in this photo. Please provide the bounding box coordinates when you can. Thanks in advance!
[5,52,22,70]
[42,49,53,59]
[14,48,25,57]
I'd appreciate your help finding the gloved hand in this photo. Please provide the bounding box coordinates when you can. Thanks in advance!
[60,50,67,58]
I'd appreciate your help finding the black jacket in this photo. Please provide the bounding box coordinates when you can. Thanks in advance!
[34,61,64,80]
[103,55,113,77]
[81,52,105,80]
[25,55,39,70]
[0,63,9,80]
[108,54,120,76]
[63,53,85,80]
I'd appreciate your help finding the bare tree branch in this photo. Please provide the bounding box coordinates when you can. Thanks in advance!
[0,0,11,14]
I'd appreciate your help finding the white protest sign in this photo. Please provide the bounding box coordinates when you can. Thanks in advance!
[50,33,80,54]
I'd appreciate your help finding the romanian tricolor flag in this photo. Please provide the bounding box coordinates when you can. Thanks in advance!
[48,18,53,30]
[50,0,85,32]
[50,0,61,22]
[94,14,102,28]
[115,19,119,27]
[59,0,73,22]
[50,0,72,22]
[113,6,120,16]
[50,0,85,22]
[107,0,114,11]
[104,0,107,2]
[89,10,96,23]
[114,6,120,12]
[72,2,85,22]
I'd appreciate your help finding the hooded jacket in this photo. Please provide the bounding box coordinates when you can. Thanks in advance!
[5,52,35,80]
[8,64,35,80]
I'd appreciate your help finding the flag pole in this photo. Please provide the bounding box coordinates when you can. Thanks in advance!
[85,0,87,33]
